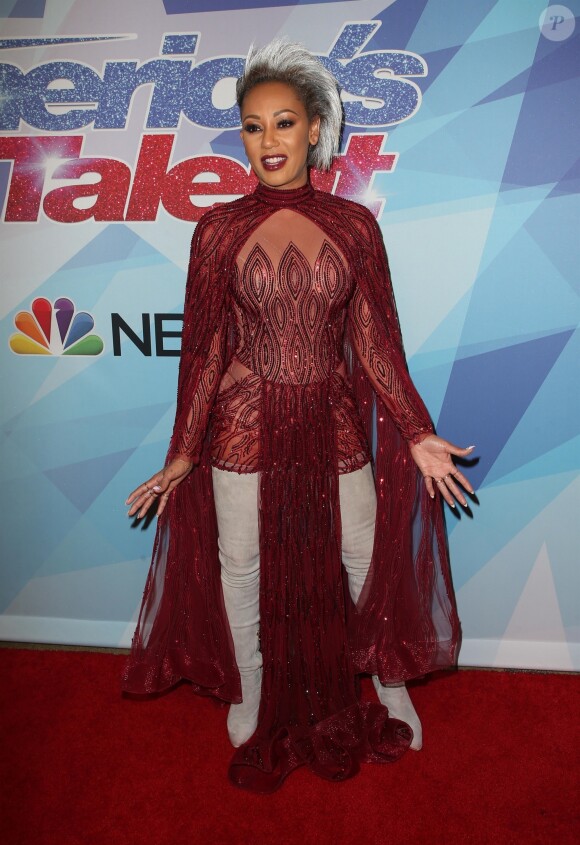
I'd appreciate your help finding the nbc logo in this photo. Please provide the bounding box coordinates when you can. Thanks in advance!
[9,297,104,356]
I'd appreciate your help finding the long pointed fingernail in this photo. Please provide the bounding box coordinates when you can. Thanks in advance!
[466,445,476,451]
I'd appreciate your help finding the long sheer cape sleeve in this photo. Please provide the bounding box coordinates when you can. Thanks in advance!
[121,208,240,698]
[339,202,461,682]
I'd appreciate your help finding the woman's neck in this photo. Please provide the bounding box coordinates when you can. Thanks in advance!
[253,181,314,206]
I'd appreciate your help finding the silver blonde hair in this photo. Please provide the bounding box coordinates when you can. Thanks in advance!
[236,39,343,172]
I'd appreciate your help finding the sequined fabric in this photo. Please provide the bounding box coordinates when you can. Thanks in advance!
[229,376,412,792]
[209,204,370,473]
[121,182,461,793]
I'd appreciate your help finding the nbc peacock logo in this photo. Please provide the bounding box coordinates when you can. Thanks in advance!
[9,297,104,356]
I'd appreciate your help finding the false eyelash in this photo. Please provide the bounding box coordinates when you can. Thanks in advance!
[243,119,296,133]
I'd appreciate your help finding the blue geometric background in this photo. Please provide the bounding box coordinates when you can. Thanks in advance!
[0,0,578,669]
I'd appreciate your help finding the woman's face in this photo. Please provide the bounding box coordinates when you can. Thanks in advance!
[240,81,320,190]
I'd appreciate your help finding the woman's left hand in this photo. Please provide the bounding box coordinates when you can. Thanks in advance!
[409,434,475,508]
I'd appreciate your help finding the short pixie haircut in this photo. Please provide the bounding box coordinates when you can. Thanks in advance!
[236,40,343,172]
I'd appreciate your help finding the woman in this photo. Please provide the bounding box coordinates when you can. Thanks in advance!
[123,41,474,793]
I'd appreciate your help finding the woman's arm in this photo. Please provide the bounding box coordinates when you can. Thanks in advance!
[167,315,227,464]
[166,214,229,465]
[347,209,474,507]
[126,214,229,519]
[347,282,434,445]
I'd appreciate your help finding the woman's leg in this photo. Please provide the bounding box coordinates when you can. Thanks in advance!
[339,462,423,750]
[339,462,377,605]
[211,466,262,747]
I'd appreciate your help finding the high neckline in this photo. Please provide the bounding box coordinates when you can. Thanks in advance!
[254,181,315,206]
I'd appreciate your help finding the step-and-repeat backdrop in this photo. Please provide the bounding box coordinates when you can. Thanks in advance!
[1,0,578,670]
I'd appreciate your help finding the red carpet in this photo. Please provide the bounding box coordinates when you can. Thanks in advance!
[1,648,578,845]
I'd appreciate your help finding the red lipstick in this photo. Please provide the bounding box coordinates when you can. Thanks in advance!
[261,155,287,171]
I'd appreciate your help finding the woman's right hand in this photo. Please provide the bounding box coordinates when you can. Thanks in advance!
[125,456,194,519]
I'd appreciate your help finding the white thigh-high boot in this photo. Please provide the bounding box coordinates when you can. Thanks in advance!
[211,466,262,748]
[339,463,423,751]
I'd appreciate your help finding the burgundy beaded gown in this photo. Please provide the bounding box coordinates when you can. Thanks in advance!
[121,182,461,793]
